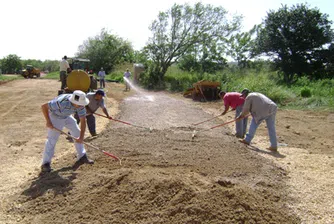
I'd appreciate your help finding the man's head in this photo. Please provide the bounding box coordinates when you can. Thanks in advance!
[101,67,103,70]
[219,91,226,99]
[95,89,105,101]
[241,88,251,97]
[126,68,129,72]
[63,55,67,60]
[69,90,89,107]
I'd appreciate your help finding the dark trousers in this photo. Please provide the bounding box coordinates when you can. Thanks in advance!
[74,113,96,135]
[100,78,105,88]
[60,71,67,89]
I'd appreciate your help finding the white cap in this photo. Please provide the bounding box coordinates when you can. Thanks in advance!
[69,90,89,106]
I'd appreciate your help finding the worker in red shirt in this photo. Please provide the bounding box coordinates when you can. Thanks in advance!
[219,89,250,138]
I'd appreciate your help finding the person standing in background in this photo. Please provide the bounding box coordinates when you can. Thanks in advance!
[59,55,71,90]
[98,67,106,89]
[123,68,131,91]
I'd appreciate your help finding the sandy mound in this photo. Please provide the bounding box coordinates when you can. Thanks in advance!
[7,127,299,223]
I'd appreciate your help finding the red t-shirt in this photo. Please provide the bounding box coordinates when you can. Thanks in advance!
[223,92,245,109]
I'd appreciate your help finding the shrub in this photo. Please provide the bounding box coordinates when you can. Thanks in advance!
[107,71,124,83]
[300,87,312,98]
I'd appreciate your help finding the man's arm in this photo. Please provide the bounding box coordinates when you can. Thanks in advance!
[237,99,251,119]
[102,107,111,118]
[41,103,53,129]
[221,105,230,115]
[85,106,93,115]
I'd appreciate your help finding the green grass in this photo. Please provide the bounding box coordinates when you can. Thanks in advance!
[0,74,22,82]
[163,66,334,110]
[41,71,59,79]
[106,71,124,83]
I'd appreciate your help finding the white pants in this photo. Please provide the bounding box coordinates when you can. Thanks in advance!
[42,114,86,165]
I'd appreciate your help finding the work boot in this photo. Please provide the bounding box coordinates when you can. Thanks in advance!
[41,163,52,173]
[90,131,97,137]
[235,134,244,139]
[238,139,250,145]
[77,154,94,165]
[267,146,278,152]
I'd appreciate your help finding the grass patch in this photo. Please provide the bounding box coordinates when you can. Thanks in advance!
[41,71,59,79]
[106,71,124,83]
[162,66,334,109]
[0,74,22,82]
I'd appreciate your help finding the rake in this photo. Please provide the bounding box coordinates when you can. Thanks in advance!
[191,114,250,140]
[94,112,153,132]
[54,127,121,165]
[191,110,234,126]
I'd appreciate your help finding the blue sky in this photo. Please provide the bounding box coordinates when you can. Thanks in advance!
[0,0,333,60]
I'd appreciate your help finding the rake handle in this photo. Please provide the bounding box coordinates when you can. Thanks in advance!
[94,112,149,130]
[192,114,222,126]
[209,114,251,130]
[192,110,234,126]
[53,127,121,162]
[196,114,251,135]
[94,112,132,125]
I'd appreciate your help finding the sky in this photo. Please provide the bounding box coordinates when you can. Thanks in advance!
[0,0,333,61]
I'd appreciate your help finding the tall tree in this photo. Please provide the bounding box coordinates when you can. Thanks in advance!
[178,41,228,74]
[77,29,134,73]
[254,3,334,83]
[228,25,259,68]
[144,2,241,88]
[0,54,22,74]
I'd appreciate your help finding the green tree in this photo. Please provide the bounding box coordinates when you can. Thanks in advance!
[21,59,43,70]
[228,25,259,68]
[42,60,60,72]
[77,29,134,73]
[1,54,22,74]
[254,3,334,83]
[178,41,228,74]
[144,2,241,88]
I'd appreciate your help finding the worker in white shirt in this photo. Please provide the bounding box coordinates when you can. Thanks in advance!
[59,55,71,90]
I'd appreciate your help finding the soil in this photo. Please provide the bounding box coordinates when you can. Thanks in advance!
[0,79,333,223]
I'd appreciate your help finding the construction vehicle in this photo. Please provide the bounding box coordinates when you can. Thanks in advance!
[58,58,97,95]
[21,65,41,78]
[183,80,221,101]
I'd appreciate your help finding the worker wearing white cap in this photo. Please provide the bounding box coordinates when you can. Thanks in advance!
[40,90,93,173]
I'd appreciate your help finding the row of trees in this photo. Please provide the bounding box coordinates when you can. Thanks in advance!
[2,2,333,87]
[140,2,334,87]
[0,29,134,75]
[0,54,59,74]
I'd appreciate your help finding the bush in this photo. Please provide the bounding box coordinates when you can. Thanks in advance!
[107,71,123,83]
[300,87,312,98]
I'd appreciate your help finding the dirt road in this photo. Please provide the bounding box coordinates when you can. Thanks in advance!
[0,79,333,223]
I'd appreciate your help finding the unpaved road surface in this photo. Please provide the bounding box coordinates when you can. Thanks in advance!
[0,79,333,223]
